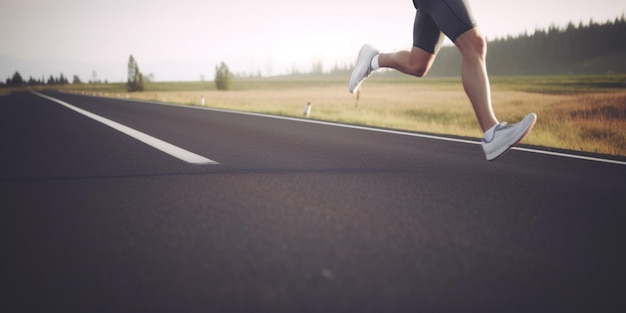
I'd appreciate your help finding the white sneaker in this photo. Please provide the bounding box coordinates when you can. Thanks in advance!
[482,113,537,161]
[349,44,379,94]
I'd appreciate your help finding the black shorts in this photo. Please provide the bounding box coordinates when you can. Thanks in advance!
[412,0,477,54]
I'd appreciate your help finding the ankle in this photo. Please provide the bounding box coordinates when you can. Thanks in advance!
[370,54,380,70]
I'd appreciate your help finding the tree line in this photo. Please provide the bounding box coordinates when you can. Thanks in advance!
[4,15,624,87]
[427,15,626,76]
[2,70,111,87]
[324,15,625,77]
[3,53,233,92]
[3,72,80,87]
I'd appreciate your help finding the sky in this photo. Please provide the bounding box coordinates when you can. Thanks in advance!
[1,0,624,82]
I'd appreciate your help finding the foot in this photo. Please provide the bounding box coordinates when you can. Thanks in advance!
[349,44,379,94]
[481,113,537,161]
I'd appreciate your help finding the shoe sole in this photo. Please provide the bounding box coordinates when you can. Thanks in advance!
[488,113,537,161]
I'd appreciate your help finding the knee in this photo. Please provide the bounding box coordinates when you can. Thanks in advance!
[404,48,437,77]
[472,35,487,57]
[407,58,432,77]
[409,65,429,77]
[457,30,487,59]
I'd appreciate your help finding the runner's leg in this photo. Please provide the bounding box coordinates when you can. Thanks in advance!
[425,0,499,131]
[378,47,435,77]
[378,7,443,77]
[454,28,498,132]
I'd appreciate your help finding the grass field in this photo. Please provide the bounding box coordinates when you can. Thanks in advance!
[31,74,626,157]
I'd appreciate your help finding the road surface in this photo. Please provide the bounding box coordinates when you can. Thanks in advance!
[2,91,625,312]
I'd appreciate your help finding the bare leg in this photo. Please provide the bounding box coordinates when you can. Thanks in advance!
[375,29,499,134]
[378,47,436,77]
[454,28,499,132]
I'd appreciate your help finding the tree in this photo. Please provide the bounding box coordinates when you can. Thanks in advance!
[214,62,233,91]
[9,71,24,86]
[28,76,41,85]
[126,54,144,92]
[58,73,69,85]
[72,75,82,84]
[90,70,99,84]
[144,73,154,83]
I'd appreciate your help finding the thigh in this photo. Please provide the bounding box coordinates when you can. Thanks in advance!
[417,0,477,42]
[412,7,445,54]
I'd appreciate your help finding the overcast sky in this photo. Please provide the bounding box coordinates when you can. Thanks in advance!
[1,0,624,82]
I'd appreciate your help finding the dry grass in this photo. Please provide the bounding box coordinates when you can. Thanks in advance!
[73,77,626,157]
[537,92,626,155]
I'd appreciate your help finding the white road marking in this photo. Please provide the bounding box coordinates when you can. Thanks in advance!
[191,107,626,166]
[511,147,626,166]
[69,93,626,167]
[33,92,218,165]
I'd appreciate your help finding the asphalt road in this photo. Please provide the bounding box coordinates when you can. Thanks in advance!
[2,91,625,312]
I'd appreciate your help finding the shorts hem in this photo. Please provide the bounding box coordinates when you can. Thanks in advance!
[448,23,477,42]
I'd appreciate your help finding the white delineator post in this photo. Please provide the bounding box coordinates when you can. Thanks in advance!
[303,101,311,117]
